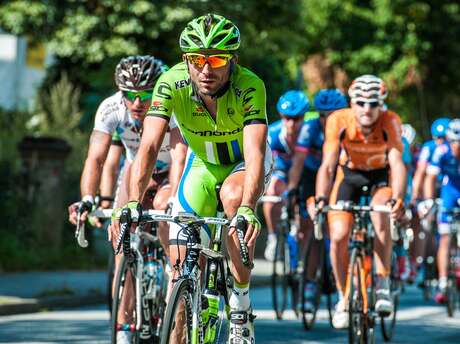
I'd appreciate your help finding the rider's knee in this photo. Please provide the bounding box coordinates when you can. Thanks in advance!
[220,183,243,212]
[371,186,392,205]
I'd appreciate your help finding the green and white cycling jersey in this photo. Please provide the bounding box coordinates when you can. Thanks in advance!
[94,91,176,173]
[147,62,268,165]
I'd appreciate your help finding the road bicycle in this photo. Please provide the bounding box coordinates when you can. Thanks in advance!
[159,186,252,344]
[259,195,299,320]
[316,200,394,344]
[75,206,168,344]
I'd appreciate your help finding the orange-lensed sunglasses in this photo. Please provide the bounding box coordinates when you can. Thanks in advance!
[185,53,233,69]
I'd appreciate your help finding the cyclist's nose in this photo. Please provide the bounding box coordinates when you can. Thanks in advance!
[201,62,213,76]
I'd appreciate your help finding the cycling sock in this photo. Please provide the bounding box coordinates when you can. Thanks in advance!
[230,281,250,311]
[376,275,390,290]
[439,276,448,290]
[268,233,276,241]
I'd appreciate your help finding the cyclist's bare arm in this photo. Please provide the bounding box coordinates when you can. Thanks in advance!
[129,116,169,201]
[68,130,112,225]
[411,162,426,202]
[287,151,307,190]
[424,171,437,200]
[99,143,124,208]
[80,130,112,197]
[388,147,407,201]
[315,146,339,200]
[241,123,267,209]
[169,127,187,197]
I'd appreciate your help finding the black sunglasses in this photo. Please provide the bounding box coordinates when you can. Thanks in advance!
[355,101,380,108]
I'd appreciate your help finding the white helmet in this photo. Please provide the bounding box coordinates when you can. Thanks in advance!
[348,74,388,104]
[446,119,460,141]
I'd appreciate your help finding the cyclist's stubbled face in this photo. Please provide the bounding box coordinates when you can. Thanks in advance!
[351,101,381,129]
[281,115,303,138]
[186,50,233,97]
[124,96,151,123]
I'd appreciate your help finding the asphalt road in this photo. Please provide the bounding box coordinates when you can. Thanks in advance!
[1,285,459,343]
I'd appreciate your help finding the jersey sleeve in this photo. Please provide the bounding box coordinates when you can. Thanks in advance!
[427,145,446,175]
[384,112,404,153]
[147,71,174,121]
[241,77,267,126]
[111,130,123,146]
[418,143,432,166]
[295,121,314,154]
[323,113,342,154]
[93,98,119,135]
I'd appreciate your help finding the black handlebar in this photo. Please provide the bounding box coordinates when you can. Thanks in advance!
[235,215,254,270]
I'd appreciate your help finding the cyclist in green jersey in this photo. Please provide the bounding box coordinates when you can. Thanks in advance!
[113,13,272,343]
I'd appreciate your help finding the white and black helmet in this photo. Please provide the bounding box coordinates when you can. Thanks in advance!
[446,119,460,141]
[115,55,167,91]
[348,74,388,104]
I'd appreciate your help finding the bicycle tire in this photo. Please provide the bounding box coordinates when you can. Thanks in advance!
[300,235,324,330]
[447,237,459,317]
[272,233,289,320]
[161,278,194,344]
[348,249,367,344]
[107,250,115,314]
[111,255,140,344]
[380,278,399,341]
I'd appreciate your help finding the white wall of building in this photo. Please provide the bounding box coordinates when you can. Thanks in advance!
[0,32,52,112]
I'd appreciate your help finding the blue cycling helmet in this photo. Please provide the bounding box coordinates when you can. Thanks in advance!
[431,117,450,138]
[276,90,310,117]
[313,89,348,111]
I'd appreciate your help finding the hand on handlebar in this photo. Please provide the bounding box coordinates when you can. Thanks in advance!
[228,206,261,247]
[68,198,94,226]
[110,201,142,253]
[307,196,327,220]
[388,198,405,220]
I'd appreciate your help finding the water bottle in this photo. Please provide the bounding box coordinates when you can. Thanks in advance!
[144,253,156,299]
[202,289,219,343]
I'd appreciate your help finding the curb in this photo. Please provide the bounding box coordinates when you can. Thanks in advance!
[0,294,106,316]
[0,277,270,317]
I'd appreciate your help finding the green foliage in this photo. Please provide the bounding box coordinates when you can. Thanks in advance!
[301,0,460,138]
[0,0,305,113]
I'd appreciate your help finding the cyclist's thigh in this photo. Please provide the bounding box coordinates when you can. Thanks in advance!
[266,170,287,195]
[328,166,353,241]
[114,161,132,208]
[438,182,460,234]
[169,151,220,247]
[225,144,273,194]
[151,173,171,210]
[299,168,317,219]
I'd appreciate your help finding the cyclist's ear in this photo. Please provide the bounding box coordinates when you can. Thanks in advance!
[231,54,238,65]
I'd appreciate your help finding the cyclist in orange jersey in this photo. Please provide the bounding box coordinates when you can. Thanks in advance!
[308,75,407,329]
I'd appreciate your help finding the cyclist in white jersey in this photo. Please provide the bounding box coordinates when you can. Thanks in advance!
[68,55,186,344]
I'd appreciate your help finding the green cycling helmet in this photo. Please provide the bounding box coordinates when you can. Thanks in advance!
[180,13,240,52]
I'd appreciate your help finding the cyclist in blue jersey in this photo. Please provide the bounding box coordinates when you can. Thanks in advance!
[425,119,460,303]
[263,89,347,311]
[411,118,450,203]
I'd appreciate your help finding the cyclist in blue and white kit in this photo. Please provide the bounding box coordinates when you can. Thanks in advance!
[411,117,450,204]
[263,89,347,311]
[426,119,460,303]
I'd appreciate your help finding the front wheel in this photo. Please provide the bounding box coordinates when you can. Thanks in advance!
[161,278,194,344]
[111,255,141,344]
[348,249,368,344]
[272,233,289,320]
[300,236,324,330]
